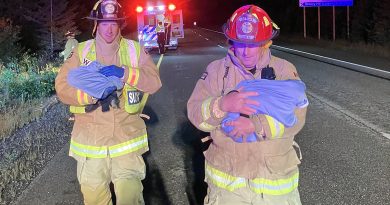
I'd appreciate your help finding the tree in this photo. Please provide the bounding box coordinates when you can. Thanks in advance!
[367,0,390,44]
[23,0,79,53]
[0,18,23,64]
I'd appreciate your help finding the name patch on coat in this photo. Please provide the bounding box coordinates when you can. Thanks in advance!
[200,72,208,80]
[127,90,143,104]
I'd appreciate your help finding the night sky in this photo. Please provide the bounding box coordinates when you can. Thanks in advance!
[75,0,365,40]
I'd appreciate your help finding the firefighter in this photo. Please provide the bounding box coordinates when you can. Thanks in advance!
[55,0,162,204]
[156,20,166,54]
[187,5,308,205]
[60,31,78,62]
[164,16,171,45]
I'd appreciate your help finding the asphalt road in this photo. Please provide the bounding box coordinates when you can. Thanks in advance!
[13,29,390,205]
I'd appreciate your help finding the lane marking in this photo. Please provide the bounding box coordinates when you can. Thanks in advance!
[307,90,389,140]
[217,45,225,49]
[156,54,164,70]
[205,38,209,41]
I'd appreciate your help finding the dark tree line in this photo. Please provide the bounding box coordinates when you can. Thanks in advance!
[0,0,388,59]
[191,0,389,45]
[0,0,79,59]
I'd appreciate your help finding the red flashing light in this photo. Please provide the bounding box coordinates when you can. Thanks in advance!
[168,4,176,11]
[136,6,143,13]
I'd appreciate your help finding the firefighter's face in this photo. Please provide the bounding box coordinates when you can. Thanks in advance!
[97,21,120,43]
[232,42,265,69]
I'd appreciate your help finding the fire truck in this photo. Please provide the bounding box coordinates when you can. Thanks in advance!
[136,3,184,51]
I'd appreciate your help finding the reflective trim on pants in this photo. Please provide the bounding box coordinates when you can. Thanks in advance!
[204,182,302,205]
[205,163,299,195]
[76,155,146,205]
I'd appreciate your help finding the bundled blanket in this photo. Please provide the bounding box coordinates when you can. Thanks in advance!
[221,79,308,143]
[67,61,123,99]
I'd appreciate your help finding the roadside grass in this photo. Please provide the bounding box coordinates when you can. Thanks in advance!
[0,98,47,140]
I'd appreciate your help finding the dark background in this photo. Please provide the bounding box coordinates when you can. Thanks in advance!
[0,0,389,53]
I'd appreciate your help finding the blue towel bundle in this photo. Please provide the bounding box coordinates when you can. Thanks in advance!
[67,61,124,99]
[221,79,308,143]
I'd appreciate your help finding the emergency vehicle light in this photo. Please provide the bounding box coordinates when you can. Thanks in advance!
[168,4,176,11]
[136,6,143,13]
[158,5,165,11]
[147,6,154,11]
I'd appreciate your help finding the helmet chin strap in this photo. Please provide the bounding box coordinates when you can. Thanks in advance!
[91,0,103,37]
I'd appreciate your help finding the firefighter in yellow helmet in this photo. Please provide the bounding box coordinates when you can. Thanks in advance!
[60,31,78,62]
[55,0,162,204]
[156,14,166,54]
[187,5,308,204]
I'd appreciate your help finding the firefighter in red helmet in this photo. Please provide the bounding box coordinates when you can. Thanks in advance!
[55,0,162,204]
[187,5,308,204]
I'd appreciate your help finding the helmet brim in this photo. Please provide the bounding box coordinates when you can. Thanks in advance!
[222,23,280,46]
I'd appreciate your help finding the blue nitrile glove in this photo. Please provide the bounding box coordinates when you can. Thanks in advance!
[99,65,125,78]
[221,113,258,143]
[101,86,116,100]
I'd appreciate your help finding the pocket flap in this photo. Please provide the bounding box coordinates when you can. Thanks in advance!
[265,148,301,174]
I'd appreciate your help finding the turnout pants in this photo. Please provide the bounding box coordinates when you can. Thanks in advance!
[76,155,146,205]
[157,32,166,54]
[204,183,302,205]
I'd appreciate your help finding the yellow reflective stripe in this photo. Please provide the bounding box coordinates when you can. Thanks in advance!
[127,68,140,86]
[84,92,89,104]
[201,97,213,121]
[205,164,246,192]
[120,38,130,67]
[78,40,94,65]
[278,123,285,138]
[199,122,216,131]
[109,134,148,157]
[127,40,139,68]
[76,90,89,105]
[265,115,276,138]
[265,115,285,138]
[82,40,94,63]
[249,172,299,195]
[70,135,148,158]
[70,139,108,158]
[206,163,299,195]
[69,106,85,113]
[76,90,84,105]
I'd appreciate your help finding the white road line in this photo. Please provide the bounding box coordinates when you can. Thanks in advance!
[217,45,225,49]
[205,38,209,41]
[307,90,389,140]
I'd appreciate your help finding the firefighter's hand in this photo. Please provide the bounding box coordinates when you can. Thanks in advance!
[225,116,255,139]
[220,88,260,115]
[99,65,124,78]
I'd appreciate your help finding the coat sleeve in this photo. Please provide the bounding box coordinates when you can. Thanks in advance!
[55,47,96,106]
[187,60,228,132]
[251,60,308,139]
[122,46,162,94]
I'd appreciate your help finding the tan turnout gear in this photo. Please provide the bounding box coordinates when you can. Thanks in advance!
[55,1,161,203]
[187,47,307,204]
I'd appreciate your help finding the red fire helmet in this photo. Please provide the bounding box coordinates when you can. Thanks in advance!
[222,5,280,46]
